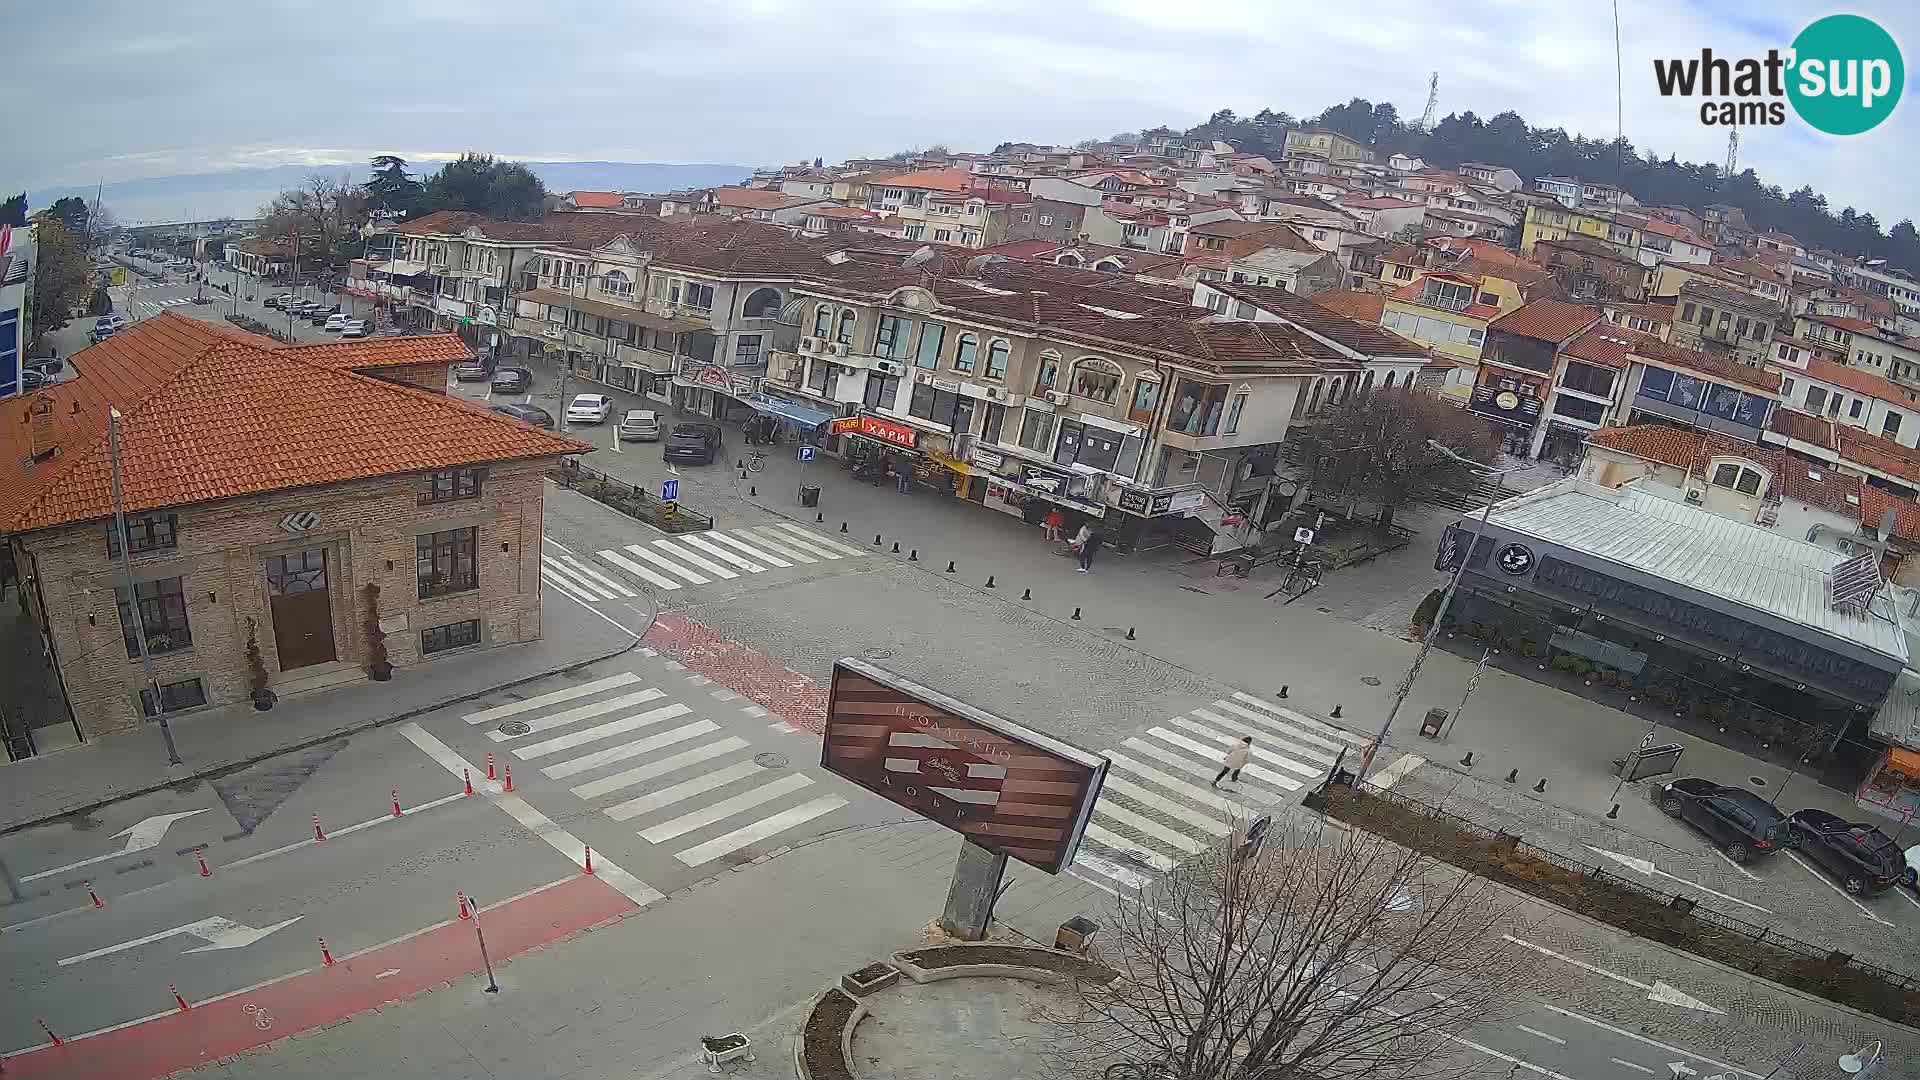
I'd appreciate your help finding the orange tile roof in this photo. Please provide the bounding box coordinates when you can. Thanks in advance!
[0,314,591,534]
[1807,313,1881,336]
[1587,424,1708,470]
[873,167,974,193]
[277,334,472,370]
[1562,326,1655,369]
[1836,426,1920,485]
[1311,289,1386,323]
[1631,335,1782,393]
[1804,358,1910,402]
[568,190,624,209]
[714,187,811,211]
[1487,299,1602,344]
[1767,407,1836,448]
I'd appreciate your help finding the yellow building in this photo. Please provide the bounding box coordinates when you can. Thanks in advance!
[1282,127,1374,163]
[1521,204,1620,255]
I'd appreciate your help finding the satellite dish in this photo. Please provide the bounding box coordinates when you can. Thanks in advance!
[965,254,1009,276]
[903,245,937,270]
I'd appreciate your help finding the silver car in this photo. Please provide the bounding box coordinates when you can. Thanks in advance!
[618,409,661,441]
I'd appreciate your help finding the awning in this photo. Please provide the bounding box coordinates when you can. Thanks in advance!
[747,395,834,428]
[377,260,429,277]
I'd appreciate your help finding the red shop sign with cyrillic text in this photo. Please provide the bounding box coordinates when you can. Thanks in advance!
[859,415,918,449]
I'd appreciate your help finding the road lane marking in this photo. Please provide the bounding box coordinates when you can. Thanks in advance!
[462,672,639,725]
[680,533,766,573]
[1228,691,1370,743]
[1165,715,1320,778]
[1783,850,1895,926]
[770,522,865,557]
[1713,847,1763,881]
[511,703,694,759]
[734,527,818,563]
[702,530,791,567]
[1585,847,1772,914]
[652,538,737,579]
[1190,707,1336,765]
[1082,823,1174,871]
[1502,935,1721,1013]
[557,554,638,597]
[549,722,724,784]
[673,796,846,866]
[1538,1005,1762,1079]
[1364,753,1425,791]
[596,548,684,591]
[617,543,711,584]
[1145,728,1302,791]
[1209,699,1348,753]
[398,723,662,906]
[637,772,813,840]
[21,809,213,882]
[1611,1060,1656,1075]
[218,792,466,870]
[1514,1025,1566,1045]
[1098,774,1232,836]
[484,688,667,741]
[604,759,764,821]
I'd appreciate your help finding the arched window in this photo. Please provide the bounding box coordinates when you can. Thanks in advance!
[1306,379,1325,414]
[812,304,833,337]
[1328,378,1345,407]
[1093,257,1125,271]
[601,269,633,297]
[986,339,1010,380]
[1070,357,1124,403]
[1361,370,1376,393]
[1383,371,1397,390]
[1056,253,1084,267]
[953,334,978,374]
[836,309,857,345]
[742,287,782,319]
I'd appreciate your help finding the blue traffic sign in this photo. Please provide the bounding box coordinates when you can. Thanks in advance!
[661,478,680,502]
[798,445,817,462]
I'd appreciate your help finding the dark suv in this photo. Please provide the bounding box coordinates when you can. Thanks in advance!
[1657,778,1785,863]
[1786,808,1903,894]
[663,422,722,464]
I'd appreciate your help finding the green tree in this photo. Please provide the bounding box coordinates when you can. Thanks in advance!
[88,285,113,316]
[365,154,424,219]
[0,193,25,227]
[29,219,90,343]
[48,196,89,236]
[421,153,549,221]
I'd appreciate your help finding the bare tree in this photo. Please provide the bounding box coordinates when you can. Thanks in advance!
[1044,814,1543,1080]
[257,173,368,273]
[1294,387,1497,532]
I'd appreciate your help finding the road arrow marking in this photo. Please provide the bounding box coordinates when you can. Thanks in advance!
[1669,1065,1696,1079]
[58,914,302,965]
[1585,846,1773,914]
[23,809,212,882]
[1503,935,1723,1014]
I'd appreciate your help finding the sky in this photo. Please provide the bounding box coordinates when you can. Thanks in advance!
[6,0,1916,226]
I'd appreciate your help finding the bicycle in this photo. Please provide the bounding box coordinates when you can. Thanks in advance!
[744,449,767,474]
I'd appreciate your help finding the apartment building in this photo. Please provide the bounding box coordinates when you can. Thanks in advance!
[1,222,30,402]
[1669,281,1785,366]
[1282,128,1375,163]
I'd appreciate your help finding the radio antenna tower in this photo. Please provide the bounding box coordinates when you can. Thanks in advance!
[1724,128,1739,179]
[1418,71,1440,132]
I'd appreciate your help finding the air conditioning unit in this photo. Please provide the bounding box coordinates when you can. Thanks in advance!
[831,342,850,357]
[873,359,906,377]
[1044,390,1068,406]
[799,336,818,353]
[1684,487,1704,504]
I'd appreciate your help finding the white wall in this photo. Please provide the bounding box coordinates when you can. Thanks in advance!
[1026,178,1104,208]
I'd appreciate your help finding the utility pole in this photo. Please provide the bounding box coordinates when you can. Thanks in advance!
[108,408,183,767]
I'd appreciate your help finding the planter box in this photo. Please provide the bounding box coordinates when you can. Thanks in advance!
[840,962,900,997]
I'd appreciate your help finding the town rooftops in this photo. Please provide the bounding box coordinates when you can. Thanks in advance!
[872,167,974,193]
[565,190,624,209]
[1310,289,1387,323]
[1202,280,1426,356]
[714,187,814,211]
[1805,313,1883,336]
[1679,278,1787,312]
[1487,299,1603,344]
[1803,358,1912,402]
[0,314,590,535]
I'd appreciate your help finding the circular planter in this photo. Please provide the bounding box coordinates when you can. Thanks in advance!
[370,664,393,683]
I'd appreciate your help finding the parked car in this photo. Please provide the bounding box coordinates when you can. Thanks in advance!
[21,369,45,391]
[340,320,370,338]
[663,422,723,464]
[489,367,532,394]
[90,314,127,342]
[453,358,496,382]
[26,356,64,377]
[1906,844,1920,891]
[617,409,661,442]
[1786,809,1903,894]
[490,403,555,429]
[323,314,350,332]
[564,394,613,424]
[264,294,294,309]
[1657,778,1785,863]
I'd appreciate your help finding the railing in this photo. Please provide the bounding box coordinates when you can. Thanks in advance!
[550,459,713,534]
[417,573,478,600]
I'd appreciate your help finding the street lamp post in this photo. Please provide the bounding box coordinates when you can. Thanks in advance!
[1357,440,1517,783]
[108,408,183,768]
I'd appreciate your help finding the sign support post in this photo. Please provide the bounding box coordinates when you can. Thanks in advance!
[941,838,1008,941]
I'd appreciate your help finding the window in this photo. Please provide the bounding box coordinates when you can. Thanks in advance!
[806,358,831,394]
[1033,351,1059,392]
[916,322,946,370]
[837,309,857,345]
[733,334,765,367]
[1313,229,1328,241]
[652,329,675,352]
[140,677,207,717]
[1805,385,1828,413]
[1710,461,1765,495]
[741,288,782,318]
[864,373,900,411]
[1777,343,1792,361]
[1782,377,1795,397]
[682,282,715,311]
[1019,212,1032,224]
[907,382,961,428]
[421,619,482,655]
[1392,264,1415,280]
[1224,392,1247,434]
[983,402,1006,444]
[118,576,191,658]
[934,229,953,243]
[418,528,478,599]
[876,315,911,360]
[601,270,633,298]
[1039,214,1052,226]
[1550,394,1607,424]
[107,512,178,557]
[904,224,925,240]
[418,467,484,506]
[1850,398,1864,419]
[1559,361,1614,398]
[1018,408,1055,453]
[1129,378,1161,421]
[953,334,978,374]
[1753,321,1771,341]
[1885,412,1904,438]
[1420,279,1475,311]
[985,340,1009,380]
[1479,291,1499,306]
[812,306,833,337]
[1069,359,1123,403]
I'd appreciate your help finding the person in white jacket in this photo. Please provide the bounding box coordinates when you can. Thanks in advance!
[1212,736,1252,788]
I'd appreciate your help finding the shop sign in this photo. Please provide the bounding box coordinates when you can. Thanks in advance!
[475,306,498,326]
[1166,489,1207,515]
[970,447,1005,471]
[1117,490,1150,514]
[1495,542,1536,576]
[829,416,863,436]
[858,415,919,449]
[678,362,761,398]
[932,378,961,392]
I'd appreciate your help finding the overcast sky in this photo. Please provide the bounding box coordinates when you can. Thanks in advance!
[8,0,1915,225]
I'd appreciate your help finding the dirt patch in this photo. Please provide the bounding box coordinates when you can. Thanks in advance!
[901,944,1115,982]
[1313,783,1920,1026]
[800,988,858,1080]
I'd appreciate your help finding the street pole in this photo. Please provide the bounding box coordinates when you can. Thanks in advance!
[468,889,500,993]
[1358,441,1513,783]
[108,408,183,767]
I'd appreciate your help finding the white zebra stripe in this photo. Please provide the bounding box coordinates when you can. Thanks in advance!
[733,527,818,563]
[464,672,641,725]
[1117,738,1293,801]
[1190,708,1336,766]
[637,772,815,841]
[564,735,748,792]
[1102,754,1253,820]
[1099,774,1231,836]
[558,554,638,597]
[679,533,766,573]
[1230,692,1370,744]
[550,721,721,785]
[702,531,791,567]
[1092,799,1205,854]
[541,569,601,605]
[485,688,667,741]
[620,543,710,584]
[673,796,847,866]
[771,522,866,557]
[1210,699,1348,753]
[748,525,841,561]
[540,556,615,600]
[604,759,767,822]
[1081,823,1174,871]
[651,538,737,579]
[1145,728,1303,792]
[595,548,684,591]
[512,703,696,759]
[1165,715,1321,779]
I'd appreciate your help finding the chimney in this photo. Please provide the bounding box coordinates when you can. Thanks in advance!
[27,396,55,461]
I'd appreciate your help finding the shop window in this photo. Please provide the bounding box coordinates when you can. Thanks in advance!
[418,528,478,599]
[1129,378,1161,423]
[864,373,900,411]
[140,677,207,717]
[953,334,978,374]
[1018,408,1054,453]
[107,512,178,557]
[908,382,961,428]
[1034,352,1059,393]
[118,576,192,659]
[421,619,482,655]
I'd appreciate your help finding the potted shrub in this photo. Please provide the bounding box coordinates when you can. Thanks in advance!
[363,582,393,681]
[244,617,275,711]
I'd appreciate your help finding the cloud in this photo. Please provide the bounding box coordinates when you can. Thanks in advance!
[5,0,1915,225]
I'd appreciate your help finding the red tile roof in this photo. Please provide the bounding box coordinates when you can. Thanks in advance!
[1204,281,1425,356]
[1836,426,1920,485]
[1767,408,1837,449]
[0,314,590,534]
[1487,300,1602,344]
[1807,313,1881,336]
[1311,289,1386,323]
[1587,424,1710,470]
[714,187,811,211]
[1562,326,1655,370]
[872,167,973,193]
[1804,358,1910,401]
[277,335,472,369]
[567,190,624,209]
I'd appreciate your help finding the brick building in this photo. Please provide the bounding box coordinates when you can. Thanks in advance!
[1,314,588,753]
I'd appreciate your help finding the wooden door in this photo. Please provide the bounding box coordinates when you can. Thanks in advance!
[265,548,337,670]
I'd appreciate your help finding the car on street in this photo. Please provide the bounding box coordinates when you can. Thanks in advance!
[340,320,370,338]
[1657,777,1785,863]
[1785,809,1904,894]
[90,314,128,342]
[489,367,532,394]
[663,421,723,464]
[27,356,64,377]
[305,306,337,324]
[21,369,45,391]
[490,403,555,429]
[565,394,613,424]
[1906,844,1920,891]
[265,294,296,309]
[323,314,350,332]
[617,409,661,441]
[453,358,496,382]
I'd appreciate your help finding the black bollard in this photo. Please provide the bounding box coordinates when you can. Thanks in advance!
[840,522,849,533]
[908,549,918,561]
[1278,685,1289,698]
[736,459,744,469]
[945,560,956,573]
[1331,704,1342,719]
[891,541,900,553]
[1504,768,1518,783]
[1071,607,1082,620]
[874,534,882,546]
[1606,803,1620,819]
[1533,778,1547,793]
[1126,627,1136,640]
[1459,751,1474,768]
[816,512,824,522]
[749,485,756,497]
[1021,588,1031,600]
[984,576,995,588]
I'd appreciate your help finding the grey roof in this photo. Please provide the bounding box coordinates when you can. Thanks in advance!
[1870,667,1920,749]
[1478,479,1908,662]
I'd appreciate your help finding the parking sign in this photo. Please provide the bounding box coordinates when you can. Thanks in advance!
[661,478,679,502]
[798,445,817,462]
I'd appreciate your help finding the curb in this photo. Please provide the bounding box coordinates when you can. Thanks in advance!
[1,626,649,840]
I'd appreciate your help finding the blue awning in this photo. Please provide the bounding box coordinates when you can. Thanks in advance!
[747,395,835,428]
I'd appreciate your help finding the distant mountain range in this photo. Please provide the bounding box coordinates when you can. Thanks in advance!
[30,161,755,226]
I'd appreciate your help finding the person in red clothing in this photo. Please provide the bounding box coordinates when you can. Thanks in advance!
[1043,508,1065,543]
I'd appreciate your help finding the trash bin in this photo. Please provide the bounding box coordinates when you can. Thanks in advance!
[1418,708,1447,739]
[1055,915,1099,954]
[798,484,821,508]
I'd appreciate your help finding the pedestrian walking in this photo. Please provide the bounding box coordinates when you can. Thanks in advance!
[1075,525,1103,572]
[1212,736,1252,788]
[1044,508,1065,543]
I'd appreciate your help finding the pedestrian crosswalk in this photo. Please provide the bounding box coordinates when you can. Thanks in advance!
[539,523,866,604]
[1067,691,1403,890]
[133,298,194,316]
[460,671,847,867]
